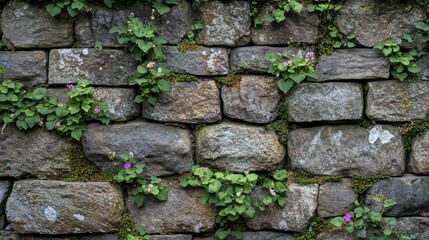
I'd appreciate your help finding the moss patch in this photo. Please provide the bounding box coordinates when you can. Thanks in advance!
[351,175,388,195]
[214,75,242,87]
[177,40,199,53]
[293,216,333,240]
[271,102,289,144]
[288,169,342,185]
[166,73,199,82]
[400,122,429,152]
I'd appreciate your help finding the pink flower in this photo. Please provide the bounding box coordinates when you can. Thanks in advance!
[123,162,132,169]
[146,61,156,68]
[94,108,101,114]
[343,213,352,222]
[66,83,74,91]
[55,122,61,128]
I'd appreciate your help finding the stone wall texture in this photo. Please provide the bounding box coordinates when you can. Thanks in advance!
[1,0,428,239]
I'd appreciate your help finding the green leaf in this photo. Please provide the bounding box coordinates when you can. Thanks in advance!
[383,199,396,208]
[403,33,413,43]
[416,21,429,31]
[330,217,344,227]
[33,88,47,100]
[71,129,83,141]
[278,196,287,207]
[152,3,171,15]
[243,206,255,218]
[273,169,287,181]
[16,120,28,130]
[147,96,157,106]
[46,121,56,130]
[134,194,147,208]
[246,173,258,182]
[277,79,295,94]
[66,6,80,17]
[382,47,392,56]
[208,180,222,193]
[290,1,303,12]
[408,64,421,73]
[157,80,171,92]
[46,4,62,17]
[71,1,86,10]
[136,226,146,236]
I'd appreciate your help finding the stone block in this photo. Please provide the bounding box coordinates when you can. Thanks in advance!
[49,48,137,86]
[0,181,12,229]
[82,121,193,177]
[196,122,285,172]
[93,88,140,122]
[366,81,429,122]
[394,217,429,240]
[142,80,221,124]
[222,75,281,124]
[288,125,405,176]
[6,180,123,234]
[318,179,357,217]
[409,130,429,174]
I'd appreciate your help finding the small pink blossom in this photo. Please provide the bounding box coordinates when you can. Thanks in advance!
[55,122,62,128]
[269,189,276,197]
[343,213,352,222]
[93,108,101,114]
[123,162,132,169]
[66,83,74,91]
[146,61,156,68]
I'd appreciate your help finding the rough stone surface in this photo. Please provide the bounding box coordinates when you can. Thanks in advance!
[417,53,429,78]
[251,7,319,45]
[365,174,429,217]
[337,0,426,47]
[0,127,71,178]
[195,231,294,240]
[314,49,389,81]
[288,125,405,176]
[409,130,429,174]
[394,217,429,240]
[246,184,318,232]
[49,48,137,86]
[128,180,216,234]
[1,0,73,49]
[93,88,140,122]
[0,51,47,88]
[230,46,314,74]
[162,46,229,75]
[318,179,357,217]
[142,80,221,123]
[82,121,193,177]
[195,1,250,46]
[6,180,123,234]
[285,82,363,123]
[150,235,192,240]
[316,229,356,240]
[196,122,285,172]
[0,181,12,229]
[222,75,281,124]
[366,81,429,122]
[0,232,119,240]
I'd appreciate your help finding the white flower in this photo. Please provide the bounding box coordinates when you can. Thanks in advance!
[146,61,156,68]
[275,73,280,78]
[129,152,134,157]
[236,192,242,197]
[269,189,276,197]
[157,67,162,73]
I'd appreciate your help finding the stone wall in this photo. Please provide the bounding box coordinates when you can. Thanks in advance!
[0,0,429,239]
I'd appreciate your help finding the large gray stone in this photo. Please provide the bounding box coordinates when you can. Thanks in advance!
[365,175,429,217]
[246,184,318,232]
[288,125,405,176]
[318,179,357,217]
[1,0,73,49]
[409,130,429,174]
[195,0,251,46]
[6,180,123,234]
[82,121,193,177]
[128,180,216,234]
[230,46,314,74]
[285,82,363,123]
[196,122,285,172]
[366,81,429,122]
[0,127,71,178]
[49,48,137,86]
[251,7,319,45]
[314,49,389,81]
[336,0,426,47]
[316,229,355,240]
[142,80,221,124]
[222,75,281,124]
[195,231,294,240]
[93,88,140,122]
[417,53,429,78]
[0,181,12,229]
[162,46,229,75]
[150,235,192,240]
[394,217,429,240]
[0,51,47,88]
[0,232,119,240]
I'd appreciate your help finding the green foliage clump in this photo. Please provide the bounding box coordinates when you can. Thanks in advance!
[112,152,169,208]
[290,170,342,185]
[181,166,289,240]
[415,19,429,43]
[118,209,150,240]
[271,102,289,144]
[165,73,199,82]
[0,67,109,140]
[110,17,172,105]
[400,122,429,152]
[294,216,333,240]
[351,176,388,195]
[177,22,203,52]
[266,51,317,94]
[254,0,303,26]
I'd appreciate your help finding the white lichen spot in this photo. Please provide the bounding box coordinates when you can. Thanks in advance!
[73,214,85,221]
[99,67,103,71]
[368,125,395,144]
[201,51,208,56]
[331,131,343,146]
[82,48,89,55]
[278,220,288,230]
[44,206,58,223]
[194,221,204,233]
[74,227,81,233]
[309,129,323,152]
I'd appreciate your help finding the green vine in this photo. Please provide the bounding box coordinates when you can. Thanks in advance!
[254,0,304,27]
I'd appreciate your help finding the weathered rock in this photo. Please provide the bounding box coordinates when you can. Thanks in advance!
[286,82,363,123]
[366,81,429,122]
[128,180,216,234]
[142,80,221,123]
[162,46,229,75]
[82,121,193,177]
[75,14,95,48]
[150,235,192,240]
[49,48,137,86]
[0,181,12,229]
[0,51,47,88]
[318,179,357,217]
[195,0,250,46]
[222,75,281,123]
[417,53,429,78]
[337,0,426,47]
[230,46,314,74]
[316,229,356,240]
[314,49,389,81]
[365,174,429,217]
[0,232,119,240]
[409,130,429,174]
[0,0,73,49]
[195,231,294,240]
[0,127,71,178]
[394,217,429,240]
[196,122,285,172]
[246,184,318,232]
[46,88,69,103]
[6,180,123,234]
[288,125,405,176]
[251,7,319,45]
[93,88,140,122]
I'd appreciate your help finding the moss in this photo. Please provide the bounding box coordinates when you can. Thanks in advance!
[400,122,429,152]
[59,143,114,182]
[289,169,342,185]
[214,75,242,87]
[293,216,333,240]
[177,40,199,53]
[351,175,388,195]
[271,102,289,144]
[356,119,373,129]
[363,82,370,96]
[165,73,198,82]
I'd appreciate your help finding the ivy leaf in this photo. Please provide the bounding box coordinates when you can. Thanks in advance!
[407,64,421,73]
[273,169,287,181]
[165,0,179,4]
[33,88,47,100]
[243,206,255,218]
[134,194,148,208]
[157,80,172,92]
[277,79,295,94]
[208,179,222,193]
[330,217,344,227]
[277,196,287,207]
[152,3,171,15]
[71,129,83,141]
[46,4,62,17]
[147,96,158,106]
[403,33,413,43]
